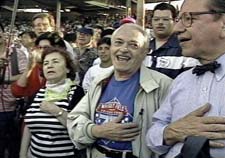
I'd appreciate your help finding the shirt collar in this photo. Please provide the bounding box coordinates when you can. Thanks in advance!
[150,34,180,50]
[215,53,225,81]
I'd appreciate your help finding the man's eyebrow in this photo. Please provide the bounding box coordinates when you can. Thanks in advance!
[44,58,60,62]
[114,37,123,40]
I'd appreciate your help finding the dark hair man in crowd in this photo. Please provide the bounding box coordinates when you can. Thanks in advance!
[19,31,37,59]
[0,23,27,158]
[82,37,113,92]
[147,0,225,158]
[143,3,199,79]
[67,23,172,158]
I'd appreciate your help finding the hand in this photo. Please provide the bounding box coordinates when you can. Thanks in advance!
[92,113,140,141]
[164,103,225,148]
[40,101,61,115]
[31,49,42,63]
[26,52,34,70]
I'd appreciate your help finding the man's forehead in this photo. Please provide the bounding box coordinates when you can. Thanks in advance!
[153,10,173,17]
[33,17,50,24]
[180,0,208,12]
[116,26,141,35]
[113,34,144,45]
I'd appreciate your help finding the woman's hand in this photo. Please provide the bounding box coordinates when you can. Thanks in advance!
[41,100,67,126]
[40,100,62,116]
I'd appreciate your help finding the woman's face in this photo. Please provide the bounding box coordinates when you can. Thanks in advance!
[43,52,69,84]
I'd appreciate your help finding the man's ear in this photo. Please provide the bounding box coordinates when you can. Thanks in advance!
[220,17,225,38]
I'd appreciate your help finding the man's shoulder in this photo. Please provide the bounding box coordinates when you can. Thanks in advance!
[87,47,97,53]
[84,48,98,58]
[150,34,181,55]
[141,66,173,86]
[142,66,172,80]
[87,64,101,74]
[92,68,114,83]
[173,68,194,82]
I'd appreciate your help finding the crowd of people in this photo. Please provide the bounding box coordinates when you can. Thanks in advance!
[1,0,225,158]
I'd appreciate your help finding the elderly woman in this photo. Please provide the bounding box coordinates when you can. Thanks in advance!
[19,47,84,158]
[11,32,67,98]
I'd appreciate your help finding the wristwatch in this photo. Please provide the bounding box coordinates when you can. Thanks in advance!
[55,109,64,117]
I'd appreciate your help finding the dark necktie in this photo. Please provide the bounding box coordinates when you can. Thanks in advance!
[192,61,221,76]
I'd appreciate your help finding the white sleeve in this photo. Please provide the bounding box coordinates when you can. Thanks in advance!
[82,68,92,92]
[64,40,75,60]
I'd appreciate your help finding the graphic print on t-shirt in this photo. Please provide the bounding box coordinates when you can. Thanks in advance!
[95,97,133,151]
[96,97,133,124]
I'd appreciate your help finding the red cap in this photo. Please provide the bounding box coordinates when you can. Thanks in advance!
[120,17,136,25]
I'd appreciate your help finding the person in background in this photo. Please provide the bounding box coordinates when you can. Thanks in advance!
[74,27,98,85]
[67,23,172,158]
[120,16,136,25]
[64,32,77,49]
[92,28,115,65]
[146,0,225,158]
[82,37,113,92]
[0,22,27,158]
[32,13,55,37]
[11,32,66,98]
[100,28,114,38]
[19,47,84,158]
[143,3,199,79]
[31,13,75,59]
[92,24,104,48]
[19,30,37,59]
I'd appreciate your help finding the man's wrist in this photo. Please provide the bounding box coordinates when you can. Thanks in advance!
[163,125,177,146]
[54,109,64,117]
[91,125,101,139]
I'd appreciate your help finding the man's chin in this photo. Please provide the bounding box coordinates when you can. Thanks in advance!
[182,50,195,58]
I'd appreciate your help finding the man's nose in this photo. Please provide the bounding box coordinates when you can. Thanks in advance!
[120,42,129,51]
[38,25,46,31]
[47,63,53,68]
[98,49,105,54]
[173,20,185,35]
[159,19,165,23]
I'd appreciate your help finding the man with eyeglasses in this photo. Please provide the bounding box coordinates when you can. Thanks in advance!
[143,3,199,79]
[146,0,225,158]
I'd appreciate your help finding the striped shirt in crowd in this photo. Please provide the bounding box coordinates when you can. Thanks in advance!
[24,85,84,158]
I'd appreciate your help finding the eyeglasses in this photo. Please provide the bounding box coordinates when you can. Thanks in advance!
[175,11,225,28]
[152,17,173,23]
